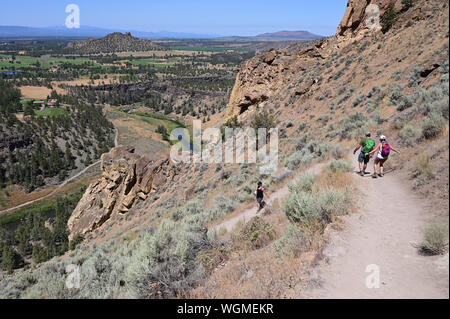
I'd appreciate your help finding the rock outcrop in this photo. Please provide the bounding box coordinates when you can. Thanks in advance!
[225,0,407,120]
[226,41,330,120]
[68,146,176,239]
[66,32,165,53]
[337,0,403,37]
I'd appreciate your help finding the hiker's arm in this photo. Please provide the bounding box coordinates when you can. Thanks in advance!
[353,145,361,154]
[368,144,380,156]
[391,146,400,154]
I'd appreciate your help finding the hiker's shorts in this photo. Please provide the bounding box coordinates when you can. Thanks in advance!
[358,152,370,164]
[374,157,387,165]
[257,197,263,204]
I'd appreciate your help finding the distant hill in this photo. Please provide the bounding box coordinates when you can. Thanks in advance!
[0,26,221,39]
[255,30,322,40]
[66,32,166,53]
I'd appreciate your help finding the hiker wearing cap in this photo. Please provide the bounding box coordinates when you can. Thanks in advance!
[367,135,400,178]
[353,132,375,176]
[255,181,266,211]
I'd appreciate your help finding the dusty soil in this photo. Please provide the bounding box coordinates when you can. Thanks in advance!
[303,154,449,299]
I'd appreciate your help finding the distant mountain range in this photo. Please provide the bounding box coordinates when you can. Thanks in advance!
[0,26,323,40]
[255,30,322,40]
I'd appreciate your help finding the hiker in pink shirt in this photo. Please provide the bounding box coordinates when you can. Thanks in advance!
[367,135,400,178]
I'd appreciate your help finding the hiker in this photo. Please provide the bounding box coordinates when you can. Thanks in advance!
[367,135,400,178]
[255,181,266,212]
[353,132,375,176]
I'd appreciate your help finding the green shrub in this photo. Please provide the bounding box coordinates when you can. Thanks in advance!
[422,112,446,139]
[408,66,421,87]
[331,144,345,159]
[402,0,414,11]
[287,173,315,193]
[69,233,84,251]
[273,224,304,257]
[390,84,412,111]
[250,111,277,132]
[399,124,419,146]
[284,186,350,231]
[327,159,353,174]
[297,122,307,132]
[381,3,399,33]
[285,140,329,170]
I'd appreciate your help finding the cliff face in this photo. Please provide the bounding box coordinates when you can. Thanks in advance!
[337,0,402,36]
[68,146,176,239]
[226,41,331,120]
[226,0,402,120]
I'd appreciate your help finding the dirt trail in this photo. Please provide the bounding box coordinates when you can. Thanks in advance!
[305,154,449,299]
[212,162,327,234]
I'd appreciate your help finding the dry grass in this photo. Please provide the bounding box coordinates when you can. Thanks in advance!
[412,154,434,179]
[19,86,53,99]
[190,246,309,299]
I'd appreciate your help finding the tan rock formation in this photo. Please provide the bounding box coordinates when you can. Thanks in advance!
[226,41,331,120]
[337,0,403,37]
[67,146,175,240]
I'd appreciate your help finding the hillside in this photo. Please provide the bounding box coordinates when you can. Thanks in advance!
[66,32,166,53]
[0,0,448,299]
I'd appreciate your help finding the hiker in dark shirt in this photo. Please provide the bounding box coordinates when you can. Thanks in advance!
[256,181,266,212]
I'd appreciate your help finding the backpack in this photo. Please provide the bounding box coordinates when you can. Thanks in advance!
[362,139,375,154]
[381,143,391,157]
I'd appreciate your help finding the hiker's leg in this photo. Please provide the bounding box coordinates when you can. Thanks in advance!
[380,161,385,175]
[358,153,364,172]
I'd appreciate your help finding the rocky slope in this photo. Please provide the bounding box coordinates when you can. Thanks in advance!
[66,32,165,53]
[1,0,447,299]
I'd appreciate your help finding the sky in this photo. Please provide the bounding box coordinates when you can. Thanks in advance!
[0,0,348,36]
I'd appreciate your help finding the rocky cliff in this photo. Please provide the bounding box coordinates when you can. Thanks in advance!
[226,0,404,120]
[337,0,403,36]
[68,146,176,239]
[226,40,332,120]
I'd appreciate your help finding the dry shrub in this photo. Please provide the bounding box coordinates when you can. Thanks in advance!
[412,154,434,180]
[232,217,276,250]
[197,247,231,275]
[419,223,449,255]
[190,248,306,299]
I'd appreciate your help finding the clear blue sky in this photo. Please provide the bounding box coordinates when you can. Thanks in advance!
[0,0,348,36]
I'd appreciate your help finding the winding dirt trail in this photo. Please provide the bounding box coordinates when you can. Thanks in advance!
[212,162,327,234]
[0,128,119,215]
[305,154,449,299]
